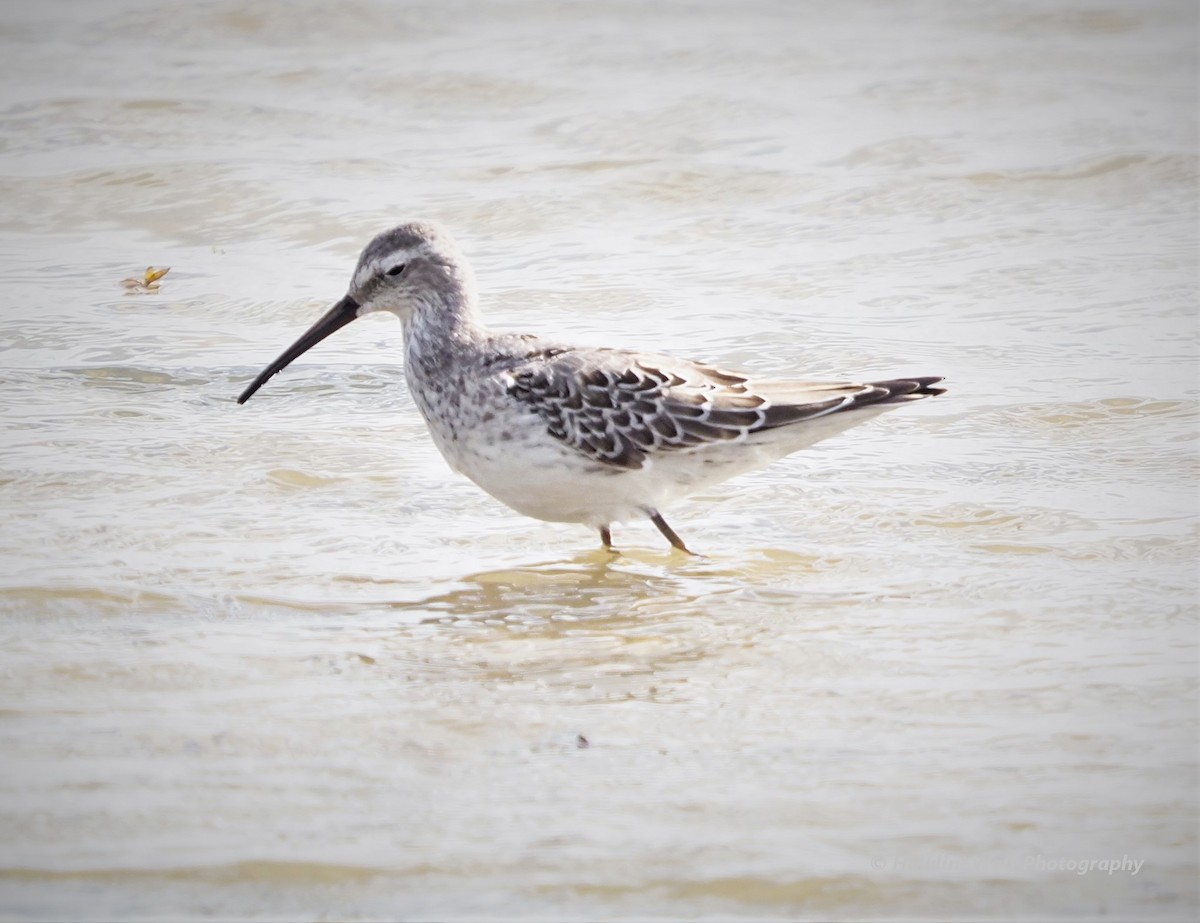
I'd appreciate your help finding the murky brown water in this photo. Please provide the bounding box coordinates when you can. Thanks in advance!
[1,1,1196,919]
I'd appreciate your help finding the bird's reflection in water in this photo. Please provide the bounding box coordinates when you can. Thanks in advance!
[373,550,751,696]
[399,549,722,628]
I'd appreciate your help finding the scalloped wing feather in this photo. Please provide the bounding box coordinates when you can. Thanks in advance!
[505,349,942,470]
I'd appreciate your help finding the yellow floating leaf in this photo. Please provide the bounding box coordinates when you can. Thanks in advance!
[119,265,171,294]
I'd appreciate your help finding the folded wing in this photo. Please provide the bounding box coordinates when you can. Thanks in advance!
[504,348,943,470]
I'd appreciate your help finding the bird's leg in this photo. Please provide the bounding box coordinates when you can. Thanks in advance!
[647,510,694,555]
[599,525,618,553]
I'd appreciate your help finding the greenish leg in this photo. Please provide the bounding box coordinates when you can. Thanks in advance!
[648,510,694,555]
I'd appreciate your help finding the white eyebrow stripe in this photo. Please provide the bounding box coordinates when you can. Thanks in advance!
[355,248,419,289]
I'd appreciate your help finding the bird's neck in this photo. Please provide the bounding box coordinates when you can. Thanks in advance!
[402,287,489,377]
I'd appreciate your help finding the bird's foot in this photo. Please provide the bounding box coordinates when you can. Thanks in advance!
[599,526,620,554]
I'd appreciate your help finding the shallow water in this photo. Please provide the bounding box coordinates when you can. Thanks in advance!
[0,0,1197,919]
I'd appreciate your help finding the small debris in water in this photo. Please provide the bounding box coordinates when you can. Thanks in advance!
[121,266,170,293]
[576,734,589,749]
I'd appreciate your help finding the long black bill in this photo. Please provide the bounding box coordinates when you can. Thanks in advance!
[237,295,360,404]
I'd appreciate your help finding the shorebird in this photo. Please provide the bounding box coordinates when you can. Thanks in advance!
[238,222,944,553]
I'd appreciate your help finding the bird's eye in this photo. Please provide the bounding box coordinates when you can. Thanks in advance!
[385,264,407,277]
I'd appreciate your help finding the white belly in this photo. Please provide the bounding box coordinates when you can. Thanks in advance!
[432,418,659,526]
[406,374,626,525]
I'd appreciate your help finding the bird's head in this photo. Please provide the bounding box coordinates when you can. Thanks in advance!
[237,221,474,404]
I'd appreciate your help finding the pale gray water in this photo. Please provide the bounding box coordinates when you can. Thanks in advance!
[0,1,1196,920]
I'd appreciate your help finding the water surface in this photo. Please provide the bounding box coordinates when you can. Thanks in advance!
[0,0,1196,919]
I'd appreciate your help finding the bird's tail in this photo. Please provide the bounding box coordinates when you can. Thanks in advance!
[861,376,946,405]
